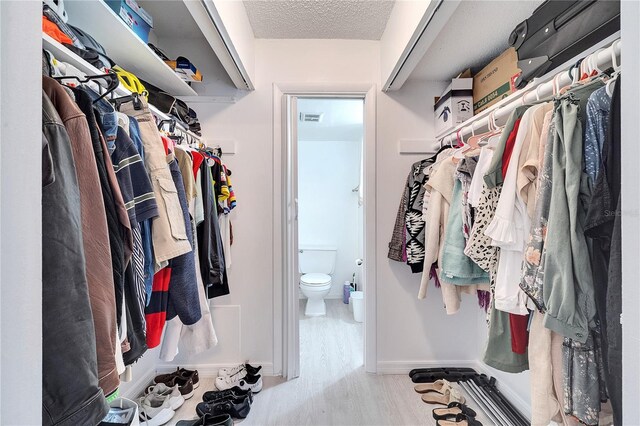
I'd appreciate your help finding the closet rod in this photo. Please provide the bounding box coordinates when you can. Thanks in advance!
[438,39,621,147]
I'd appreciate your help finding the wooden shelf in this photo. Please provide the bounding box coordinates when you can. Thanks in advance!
[64,0,197,97]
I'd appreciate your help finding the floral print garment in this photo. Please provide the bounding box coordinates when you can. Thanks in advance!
[464,183,502,324]
[562,327,608,425]
[520,117,557,312]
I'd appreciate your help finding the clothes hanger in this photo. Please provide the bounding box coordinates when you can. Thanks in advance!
[54,69,119,104]
[605,42,621,97]
[111,91,145,111]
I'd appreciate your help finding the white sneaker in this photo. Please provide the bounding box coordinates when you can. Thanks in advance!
[216,373,263,393]
[145,383,185,410]
[217,364,247,378]
[138,393,175,426]
[218,363,262,378]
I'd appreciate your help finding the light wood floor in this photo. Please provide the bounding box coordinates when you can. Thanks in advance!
[165,300,493,426]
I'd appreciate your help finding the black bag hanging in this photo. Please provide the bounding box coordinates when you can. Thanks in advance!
[509,0,620,89]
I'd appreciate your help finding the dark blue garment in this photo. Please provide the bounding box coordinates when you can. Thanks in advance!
[85,89,118,153]
[167,158,202,324]
[129,116,155,304]
[584,86,612,183]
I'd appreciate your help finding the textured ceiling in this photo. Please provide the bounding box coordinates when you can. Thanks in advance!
[410,0,544,81]
[243,0,395,40]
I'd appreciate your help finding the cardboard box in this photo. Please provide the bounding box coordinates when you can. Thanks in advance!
[473,48,521,114]
[434,76,473,136]
[165,59,203,83]
[106,0,153,43]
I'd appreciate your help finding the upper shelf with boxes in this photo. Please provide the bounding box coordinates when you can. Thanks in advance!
[429,0,620,139]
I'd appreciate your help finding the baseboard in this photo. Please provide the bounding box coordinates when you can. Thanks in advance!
[376,360,478,375]
[473,362,531,421]
[155,362,275,378]
[120,368,156,400]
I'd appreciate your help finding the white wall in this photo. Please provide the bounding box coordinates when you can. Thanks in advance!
[298,138,362,299]
[174,41,490,378]
[0,1,42,423]
[621,1,640,423]
[375,78,486,370]
[158,39,379,374]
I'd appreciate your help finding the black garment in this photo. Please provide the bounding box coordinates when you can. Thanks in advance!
[167,158,202,323]
[122,256,147,365]
[197,161,230,298]
[42,92,109,425]
[73,87,127,330]
[584,79,622,424]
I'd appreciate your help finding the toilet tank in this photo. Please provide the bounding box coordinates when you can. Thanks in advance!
[299,247,337,274]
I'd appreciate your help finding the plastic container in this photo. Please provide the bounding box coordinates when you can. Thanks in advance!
[343,281,351,304]
[106,0,153,43]
[351,291,364,323]
[100,397,139,426]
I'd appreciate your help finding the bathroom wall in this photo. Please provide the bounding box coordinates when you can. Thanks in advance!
[297,98,363,299]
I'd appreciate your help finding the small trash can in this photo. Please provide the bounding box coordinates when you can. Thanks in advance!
[351,291,364,323]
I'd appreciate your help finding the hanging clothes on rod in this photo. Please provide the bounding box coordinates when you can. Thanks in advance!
[390,39,622,426]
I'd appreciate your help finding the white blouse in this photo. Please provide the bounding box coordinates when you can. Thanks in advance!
[484,106,543,315]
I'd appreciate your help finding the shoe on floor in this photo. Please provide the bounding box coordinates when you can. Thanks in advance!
[215,373,263,393]
[166,375,195,400]
[138,394,175,426]
[218,363,262,378]
[145,382,185,410]
[196,395,251,419]
[154,368,200,390]
[178,367,200,389]
[421,387,466,406]
[432,402,476,420]
[203,386,253,404]
[436,413,482,426]
[176,413,234,426]
[415,379,452,394]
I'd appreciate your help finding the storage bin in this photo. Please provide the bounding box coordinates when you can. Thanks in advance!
[99,397,139,426]
[105,0,153,43]
[434,76,473,136]
[351,291,364,323]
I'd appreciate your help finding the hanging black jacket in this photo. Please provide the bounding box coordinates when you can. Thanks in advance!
[197,160,230,298]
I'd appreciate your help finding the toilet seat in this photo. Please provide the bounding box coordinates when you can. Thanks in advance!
[300,273,331,286]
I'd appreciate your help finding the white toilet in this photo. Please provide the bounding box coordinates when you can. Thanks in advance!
[299,247,337,316]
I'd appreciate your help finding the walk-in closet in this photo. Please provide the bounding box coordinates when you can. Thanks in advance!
[1,0,639,425]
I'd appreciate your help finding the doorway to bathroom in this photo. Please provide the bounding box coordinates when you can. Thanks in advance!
[276,86,377,381]
[296,97,365,381]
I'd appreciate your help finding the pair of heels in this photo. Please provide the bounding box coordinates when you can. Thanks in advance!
[432,402,482,426]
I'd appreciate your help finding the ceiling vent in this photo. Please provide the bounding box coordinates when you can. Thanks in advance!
[299,112,323,123]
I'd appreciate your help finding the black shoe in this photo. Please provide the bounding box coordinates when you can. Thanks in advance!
[196,395,251,419]
[436,413,482,426]
[176,413,234,426]
[432,402,477,420]
[167,375,194,399]
[178,367,200,389]
[203,386,253,403]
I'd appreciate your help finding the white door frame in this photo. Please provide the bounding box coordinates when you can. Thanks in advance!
[272,83,377,378]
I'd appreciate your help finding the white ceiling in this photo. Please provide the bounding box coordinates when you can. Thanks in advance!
[409,0,544,81]
[243,0,395,40]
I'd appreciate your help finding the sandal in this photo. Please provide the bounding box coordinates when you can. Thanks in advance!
[414,379,451,394]
[436,413,482,426]
[432,402,476,420]
[421,387,465,405]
